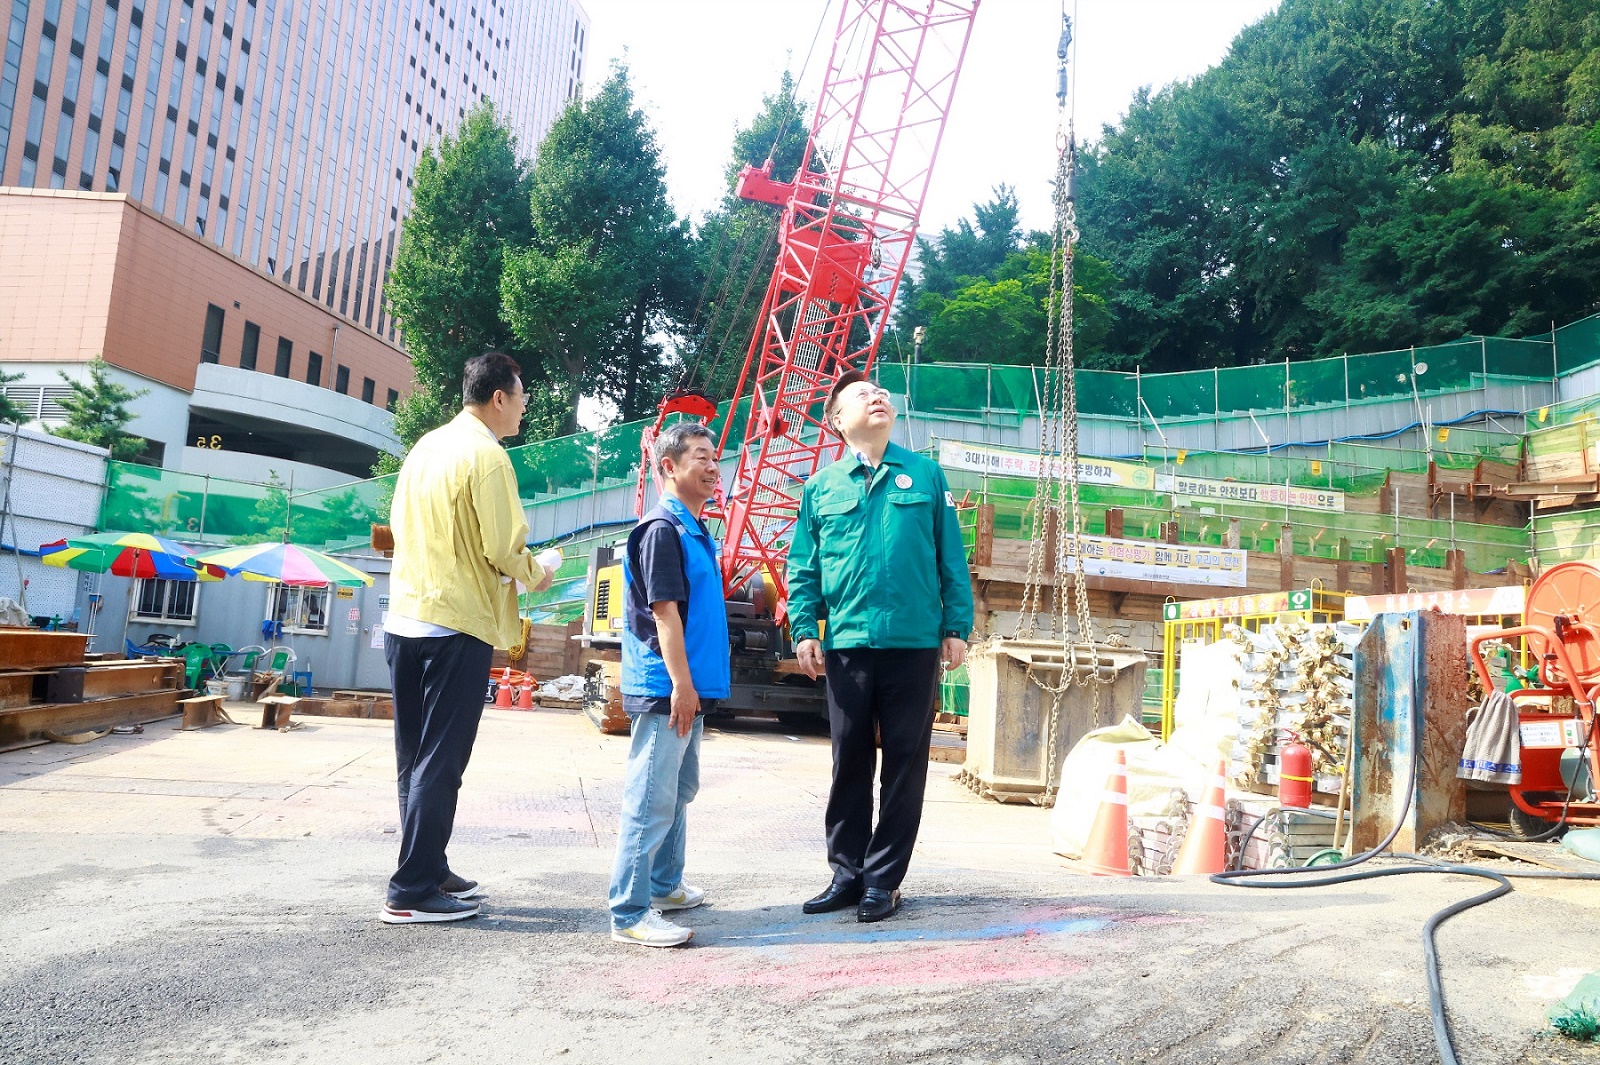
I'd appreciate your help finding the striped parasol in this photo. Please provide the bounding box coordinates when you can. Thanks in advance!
[196,542,374,587]
[39,531,224,580]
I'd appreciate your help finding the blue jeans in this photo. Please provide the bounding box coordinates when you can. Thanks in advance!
[608,712,703,930]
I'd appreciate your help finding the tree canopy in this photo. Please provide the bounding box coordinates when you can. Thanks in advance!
[1076,0,1600,371]
[51,359,148,462]
[502,65,696,428]
[0,368,28,426]
[897,186,1119,367]
[384,101,534,454]
[679,70,813,401]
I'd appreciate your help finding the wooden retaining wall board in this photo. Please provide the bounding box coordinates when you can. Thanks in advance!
[0,629,89,671]
[47,661,185,702]
[0,689,181,749]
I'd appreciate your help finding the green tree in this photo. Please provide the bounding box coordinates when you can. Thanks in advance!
[502,64,696,428]
[1076,0,1600,370]
[892,191,1119,367]
[915,244,1118,366]
[898,186,1025,331]
[383,101,534,458]
[0,367,28,425]
[682,70,813,401]
[51,358,149,462]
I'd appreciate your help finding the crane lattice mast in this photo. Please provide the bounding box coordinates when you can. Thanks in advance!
[705,0,980,620]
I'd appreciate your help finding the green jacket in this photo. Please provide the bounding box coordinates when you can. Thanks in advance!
[788,442,975,649]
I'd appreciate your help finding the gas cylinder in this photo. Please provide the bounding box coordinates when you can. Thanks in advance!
[1279,738,1313,809]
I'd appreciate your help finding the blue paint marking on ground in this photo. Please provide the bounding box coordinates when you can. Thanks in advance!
[710,914,1112,947]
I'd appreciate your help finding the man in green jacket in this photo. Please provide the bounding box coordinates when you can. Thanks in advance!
[789,370,974,923]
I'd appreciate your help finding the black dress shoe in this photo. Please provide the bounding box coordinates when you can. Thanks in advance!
[802,879,863,914]
[857,887,901,923]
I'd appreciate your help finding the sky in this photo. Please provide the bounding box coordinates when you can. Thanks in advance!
[579,0,1283,237]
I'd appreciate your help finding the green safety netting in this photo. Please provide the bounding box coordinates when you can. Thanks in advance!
[1525,421,1589,465]
[1532,507,1600,566]
[98,317,1600,570]
[1552,313,1600,375]
[945,466,1528,574]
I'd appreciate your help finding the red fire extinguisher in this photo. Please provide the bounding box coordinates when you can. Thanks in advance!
[1280,734,1313,809]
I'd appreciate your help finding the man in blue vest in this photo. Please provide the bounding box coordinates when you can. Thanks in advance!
[608,422,731,947]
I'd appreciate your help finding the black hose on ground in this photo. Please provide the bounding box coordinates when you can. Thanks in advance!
[1210,632,1600,1065]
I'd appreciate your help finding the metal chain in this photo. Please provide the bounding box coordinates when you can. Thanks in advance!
[1022,15,1110,802]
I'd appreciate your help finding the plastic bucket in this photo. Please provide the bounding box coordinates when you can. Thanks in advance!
[223,672,249,701]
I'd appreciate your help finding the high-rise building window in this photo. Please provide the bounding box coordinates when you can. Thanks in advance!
[305,351,322,387]
[77,0,117,189]
[360,377,374,404]
[17,0,61,187]
[274,336,292,377]
[49,0,94,189]
[240,320,259,370]
[386,388,398,413]
[105,2,144,191]
[0,0,34,178]
[130,0,171,202]
[200,303,225,363]
[334,364,349,395]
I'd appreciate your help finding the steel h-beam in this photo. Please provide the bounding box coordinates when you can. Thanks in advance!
[715,0,979,619]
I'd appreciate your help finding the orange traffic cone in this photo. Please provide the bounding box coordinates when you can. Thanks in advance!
[493,670,514,708]
[515,682,535,710]
[1080,749,1131,877]
[1172,759,1230,875]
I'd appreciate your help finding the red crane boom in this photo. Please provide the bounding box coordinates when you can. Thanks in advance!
[642,0,979,625]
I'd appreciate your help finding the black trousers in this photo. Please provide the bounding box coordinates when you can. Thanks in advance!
[386,631,493,906]
[823,646,942,891]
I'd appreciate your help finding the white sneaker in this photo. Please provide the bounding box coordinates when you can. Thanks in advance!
[611,910,693,947]
[651,882,706,912]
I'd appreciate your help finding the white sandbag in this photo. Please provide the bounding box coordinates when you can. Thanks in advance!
[1050,716,1198,860]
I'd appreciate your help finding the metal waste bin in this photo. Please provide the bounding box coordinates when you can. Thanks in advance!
[960,638,1148,805]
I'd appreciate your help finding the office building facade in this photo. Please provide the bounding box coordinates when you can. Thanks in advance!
[0,0,588,482]
[1,0,587,338]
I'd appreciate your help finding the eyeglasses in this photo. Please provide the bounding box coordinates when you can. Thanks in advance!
[840,385,892,404]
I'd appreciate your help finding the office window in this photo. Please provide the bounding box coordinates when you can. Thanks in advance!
[200,303,224,363]
[334,365,349,394]
[132,577,198,623]
[268,582,328,635]
[274,336,292,376]
[0,0,31,176]
[361,377,374,404]
[305,351,321,387]
[239,321,259,370]
[386,389,398,413]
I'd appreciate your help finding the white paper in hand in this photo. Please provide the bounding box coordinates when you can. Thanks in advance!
[535,548,563,572]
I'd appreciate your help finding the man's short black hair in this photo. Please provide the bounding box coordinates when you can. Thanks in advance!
[463,352,522,406]
[824,369,871,435]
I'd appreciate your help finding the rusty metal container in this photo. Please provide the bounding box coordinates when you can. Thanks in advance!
[960,638,1148,805]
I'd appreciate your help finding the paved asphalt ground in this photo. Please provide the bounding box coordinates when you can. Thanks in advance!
[2,705,1598,1065]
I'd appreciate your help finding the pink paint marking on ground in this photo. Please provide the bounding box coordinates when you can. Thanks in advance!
[626,938,1089,1003]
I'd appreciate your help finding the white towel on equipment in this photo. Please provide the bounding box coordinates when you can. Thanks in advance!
[1458,690,1521,784]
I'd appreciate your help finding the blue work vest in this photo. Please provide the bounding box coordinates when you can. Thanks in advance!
[620,497,731,699]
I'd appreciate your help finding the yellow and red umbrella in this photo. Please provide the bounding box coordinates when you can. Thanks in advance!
[40,531,224,651]
[40,531,224,580]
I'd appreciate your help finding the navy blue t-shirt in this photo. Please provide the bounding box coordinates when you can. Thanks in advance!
[623,514,717,717]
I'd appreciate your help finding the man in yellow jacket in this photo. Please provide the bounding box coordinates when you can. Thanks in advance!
[380,352,554,924]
